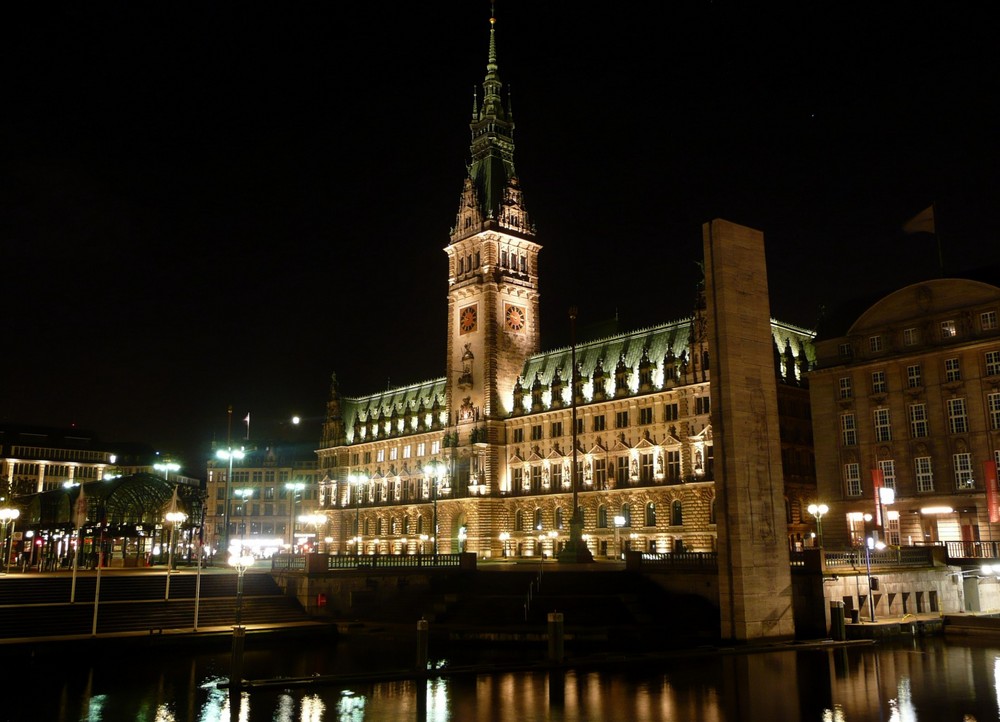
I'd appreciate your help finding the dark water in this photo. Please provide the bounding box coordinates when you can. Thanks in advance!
[9,635,1000,721]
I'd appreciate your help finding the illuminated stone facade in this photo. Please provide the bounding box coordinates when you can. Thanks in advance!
[314,15,816,561]
[809,277,1000,549]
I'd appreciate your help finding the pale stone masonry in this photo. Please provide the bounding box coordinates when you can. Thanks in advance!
[704,219,796,641]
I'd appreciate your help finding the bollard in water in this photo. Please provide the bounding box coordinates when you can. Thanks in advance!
[547,612,564,663]
[230,626,246,689]
[829,600,846,641]
[416,618,429,671]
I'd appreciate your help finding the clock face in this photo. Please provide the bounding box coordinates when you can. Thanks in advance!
[505,304,526,331]
[459,305,478,334]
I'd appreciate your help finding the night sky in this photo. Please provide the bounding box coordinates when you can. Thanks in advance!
[2,3,997,472]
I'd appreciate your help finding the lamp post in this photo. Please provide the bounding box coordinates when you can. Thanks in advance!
[807,503,829,548]
[499,531,510,558]
[348,472,367,556]
[164,508,187,600]
[228,551,254,690]
[233,488,253,555]
[298,513,326,553]
[559,306,594,563]
[864,532,886,622]
[216,447,245,559]
[153,461,181,485]
[0,508,20,575]
[284,482,305,552]
[878,487,895,545]
[423,462,446,556]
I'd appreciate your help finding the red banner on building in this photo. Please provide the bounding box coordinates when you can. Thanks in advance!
[871,468,884,527]
[984,460,999,523]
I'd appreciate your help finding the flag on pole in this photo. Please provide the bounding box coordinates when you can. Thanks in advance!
[985,460,999,523]
[74,484,88,528]
[903,205,935,235]
[871,468,884,527]
[244,412,251,440]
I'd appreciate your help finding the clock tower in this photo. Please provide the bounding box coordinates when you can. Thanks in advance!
[445,13,539,494]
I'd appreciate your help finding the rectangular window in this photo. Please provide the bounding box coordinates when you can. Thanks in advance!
[530,425,543,441]
[871,371,887,394]
[869,335,883,353]
[376,449,385,463]
[615,411,629,429]
[616,456,630,483]
[878,459,896,490]
[838,377,853,400]
[695,397,711,415]
[982,310,998,331]
[389,447,398,461]
[417,442,426,457]
[363,451,372,464]
[575,417,584,434]
[640,452,653,482]
[903,327,919,346]
[839,342,853,359]
[351,452,360,466]
[845,463,862,496]
[989,392,1000,430]
[531,465,542,491]
[948,397,969,434]
[954,453,975,489]
[594,458,607,487]
[664,403,679,421]
[946,357,961,382]
[986,351,1000,377]
[512,467,523,488]
[841,413,857,446]
[403,445,411,459]
[639,407,653,425]
[666,450,681,481]
[941,319,957,338]
[551,463,562,487]
[907,364,922,388]
[909,403,929,438]
[874,408,892,442]
[915,456,934,492]
[431,441,440,454]
[593,415,606,431]
[513,428,524,443]
[550,421,563,438]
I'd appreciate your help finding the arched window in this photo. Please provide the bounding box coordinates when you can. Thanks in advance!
[515,509,524,532]
[671,500,683,526]
[377,517,384,535]
[709,499,716,525]
[391,517,398,534]
[417,515,424,534]
[620,503,631,527]
[597,505,608,528]
[555,507,564,529]
[533,508,543,530]
[364,518,371,536]
[645,502,656,527]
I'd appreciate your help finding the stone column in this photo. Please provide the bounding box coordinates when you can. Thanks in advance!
[703,219,795,641]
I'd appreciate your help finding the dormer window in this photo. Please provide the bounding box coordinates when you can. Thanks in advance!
[869,335,883,353]
[941,320,957,339]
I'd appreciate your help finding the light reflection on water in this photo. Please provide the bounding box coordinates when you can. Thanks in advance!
[9,637,1000,721]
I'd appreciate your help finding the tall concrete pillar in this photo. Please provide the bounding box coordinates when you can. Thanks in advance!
[703,219,794,641]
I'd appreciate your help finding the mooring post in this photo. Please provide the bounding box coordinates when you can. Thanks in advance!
[416,618,429,671]
[547,612,564,663]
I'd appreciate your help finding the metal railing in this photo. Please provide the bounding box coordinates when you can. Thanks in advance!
[269,552,465,572]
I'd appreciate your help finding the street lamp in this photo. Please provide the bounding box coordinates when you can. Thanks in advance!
[878,487,895,545]
[233,488,254,554]
[164,508,187,600]
[0,508,20,575]
[348,472,367,556]
[298,513,326,552]
[216,447,245,559]
[808,503,829,548]
[499,531,510,558]
[154,461,181,484]
[423,461,446,556]
[284,482,305,551]
[228,551,255,690]
[864,530,886,622]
